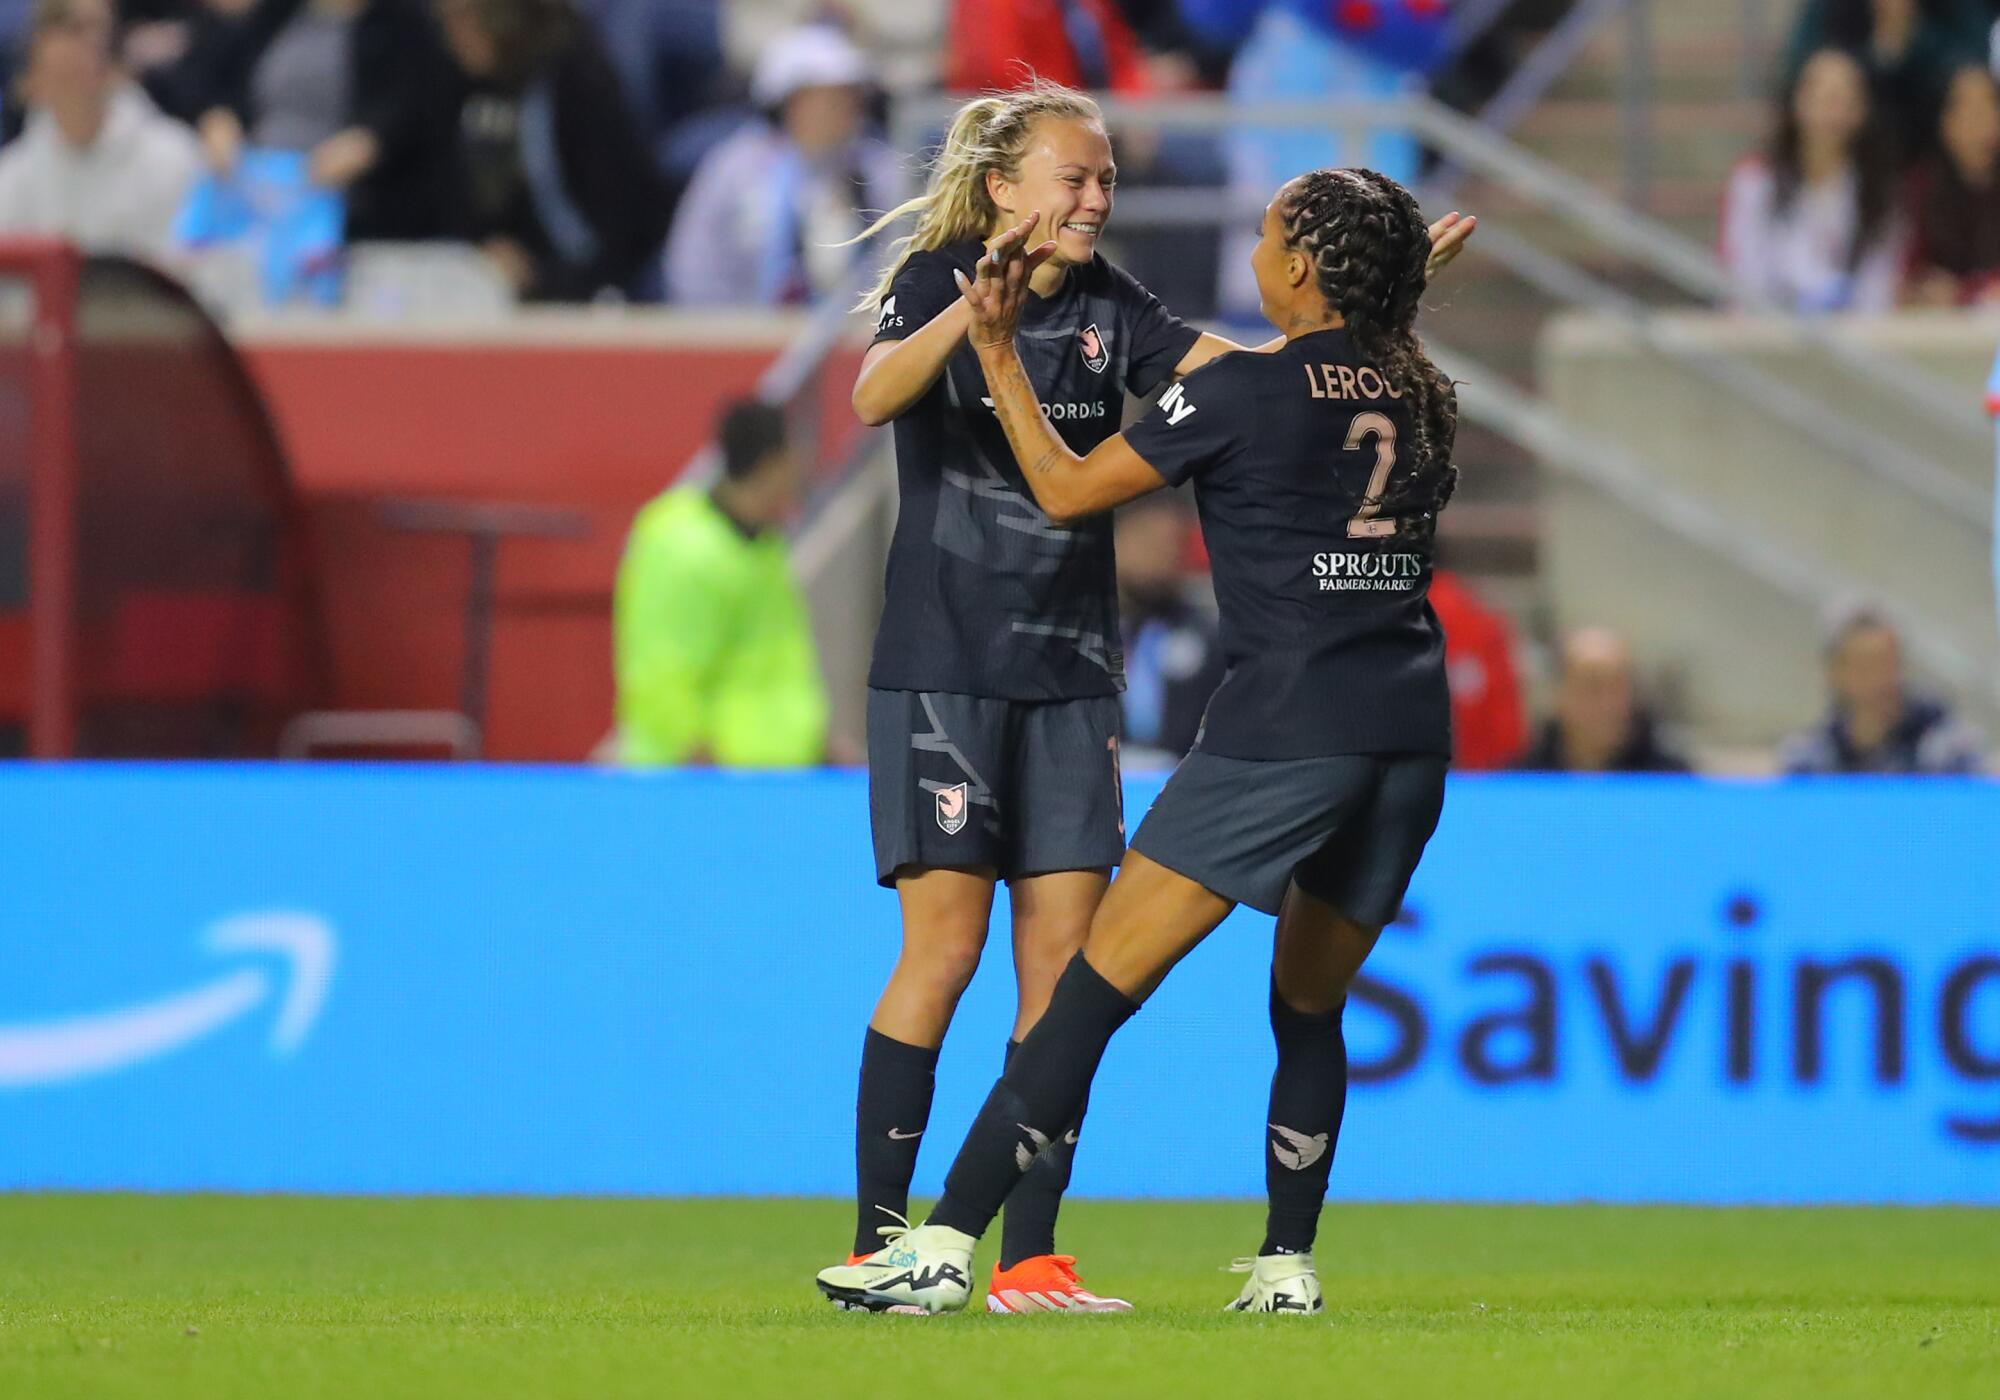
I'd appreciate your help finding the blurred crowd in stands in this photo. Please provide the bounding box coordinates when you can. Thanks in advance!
[1724,0,2000,311]
[618,400,1987,775]
[0,0,1551,314]
[1118,513,1987,776]
[17,0,2000,317]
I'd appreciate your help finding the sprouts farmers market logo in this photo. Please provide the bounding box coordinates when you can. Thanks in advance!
[1349,894,2000,1145]
[0,913,336,1088]
[1314,552,1424,592]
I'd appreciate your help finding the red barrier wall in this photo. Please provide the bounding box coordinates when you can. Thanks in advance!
[239,313,867,760]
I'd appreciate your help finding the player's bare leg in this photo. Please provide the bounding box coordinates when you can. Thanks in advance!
[871,866,998,1044]
[1007,869,1106,1038]
[1081,852,1236,1000]
[1271,880,1381,1012]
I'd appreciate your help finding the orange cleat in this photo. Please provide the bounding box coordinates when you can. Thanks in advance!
[986,1254,1132,1313]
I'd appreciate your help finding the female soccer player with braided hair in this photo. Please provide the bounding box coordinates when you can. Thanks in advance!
[819,166,1460,1317]
[831,77,1473,1313]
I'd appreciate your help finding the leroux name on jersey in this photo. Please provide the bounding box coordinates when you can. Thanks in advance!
[1305,362,1402,402]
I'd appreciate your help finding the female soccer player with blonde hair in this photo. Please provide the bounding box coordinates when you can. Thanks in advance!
[832,79,1472,1314]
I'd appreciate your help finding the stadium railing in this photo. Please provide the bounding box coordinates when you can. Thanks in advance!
[0,238,80,756]
[1439,0,1778,216]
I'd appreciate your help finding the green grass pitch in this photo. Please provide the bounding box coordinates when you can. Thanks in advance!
[2,1196,1994,1399]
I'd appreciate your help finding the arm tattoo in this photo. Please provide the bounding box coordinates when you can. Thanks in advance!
[1026,446,1065,479]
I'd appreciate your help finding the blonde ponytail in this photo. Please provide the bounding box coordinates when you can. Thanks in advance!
[847,80,1105,312]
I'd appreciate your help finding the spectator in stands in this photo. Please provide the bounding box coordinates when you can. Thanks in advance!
[663,23,902,307]
[1430,566,1527,771]
[946,0,1154,95]
[591,0,731,232]
[1778,603,1985,774]
[1516,627,1692,774]
[436,0,668,300]
[580,0,707,143]
[943,0,1228,92]
[188,0,455,241]
[0,0,30,93]
[1119,0,1233,86]
[1433,0,1570,119]
[952,0,1160,94]
[0,0,200,258]
[1784,0,1986,162]
[1722,47,1906,313]
[726,0,944,96]
[1181,0,1448,321]
[943,2,1229,316]
[613,399,828,768]
[120,0,253,127]
[1115,492,1224,768]
[1905,63,2000,303]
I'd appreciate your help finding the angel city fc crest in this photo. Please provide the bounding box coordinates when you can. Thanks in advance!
[1077,322,1109,373]
[935,782,969,835]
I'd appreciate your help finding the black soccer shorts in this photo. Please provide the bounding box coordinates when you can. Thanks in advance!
[866,688,1126,888]
[1130,750,1447,922]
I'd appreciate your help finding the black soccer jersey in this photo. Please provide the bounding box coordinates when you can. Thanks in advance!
[1121,328,1452,760]
[867,242,1201,700]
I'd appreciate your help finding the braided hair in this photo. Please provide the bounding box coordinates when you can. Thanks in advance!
[1279,168,1458,545]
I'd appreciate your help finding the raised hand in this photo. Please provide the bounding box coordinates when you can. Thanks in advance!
[955,213,1059,350]
[1425,211,1478,282]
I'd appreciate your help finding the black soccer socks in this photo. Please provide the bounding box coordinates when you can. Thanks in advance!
[930,954,1138,1239]
[853,1028,940,1256]
[998,1038,1092,1269]
[1260,983,1348,1256]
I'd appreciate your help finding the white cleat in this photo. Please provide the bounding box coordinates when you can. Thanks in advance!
[816,1222,976,1315]
[1224,1253,1324,1315]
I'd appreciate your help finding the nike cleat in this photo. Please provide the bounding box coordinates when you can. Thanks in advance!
[828,1206,926,1304]
[816,1223,976,1315]
[986,1254,1133,1313]
[1224,1253,1324,1315]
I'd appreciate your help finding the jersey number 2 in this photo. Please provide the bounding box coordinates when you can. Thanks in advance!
[1344,411,1398,539]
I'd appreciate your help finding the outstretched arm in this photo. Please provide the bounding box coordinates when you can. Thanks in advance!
[1168,209,1480,377]
[852,299,974,426]
[958,215,1168,525]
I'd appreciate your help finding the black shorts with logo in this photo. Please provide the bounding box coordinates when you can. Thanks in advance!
[1130,750,1447,922]
[867,688,1126,887]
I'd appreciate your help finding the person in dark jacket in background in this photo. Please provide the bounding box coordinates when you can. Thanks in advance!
[1783,0,1987,162]
[436,0,667,301]
[188,0,455,240]
[1516,626,1693,775]
[1115,492,1224,769]
[121,0,252,132]
[1778,603,1985,774]
[1905,63,2000,305]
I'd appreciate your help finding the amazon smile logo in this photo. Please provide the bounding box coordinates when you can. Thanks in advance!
[0,913,336,1088]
